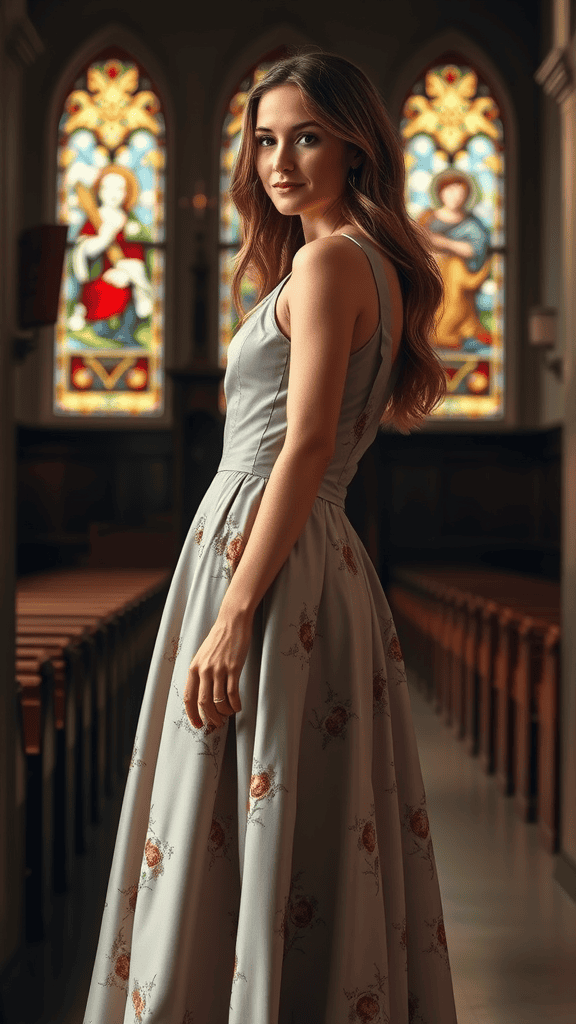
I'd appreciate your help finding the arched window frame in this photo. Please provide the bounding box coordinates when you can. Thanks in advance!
[388,31,519,430]
[40,23,175,428]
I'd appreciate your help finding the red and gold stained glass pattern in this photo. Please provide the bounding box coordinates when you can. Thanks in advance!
[401,59,506,420]
[54,53,166,416]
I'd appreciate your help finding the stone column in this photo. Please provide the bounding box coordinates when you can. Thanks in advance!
[535,0,576,901]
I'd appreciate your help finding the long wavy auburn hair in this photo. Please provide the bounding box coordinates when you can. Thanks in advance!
[228,48,447,433]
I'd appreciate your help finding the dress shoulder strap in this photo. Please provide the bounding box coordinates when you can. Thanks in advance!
[339,233,400,419]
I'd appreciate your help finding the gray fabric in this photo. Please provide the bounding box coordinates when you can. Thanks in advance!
[84,233,459,1024]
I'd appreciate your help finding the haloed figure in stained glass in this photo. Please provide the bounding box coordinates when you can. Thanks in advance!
[70,165,153,347]
[418,169,491,353]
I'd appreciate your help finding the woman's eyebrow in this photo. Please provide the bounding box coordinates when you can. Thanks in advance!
[254,120,321,132]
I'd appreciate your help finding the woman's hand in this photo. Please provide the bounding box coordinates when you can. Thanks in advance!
[183,607,253,729]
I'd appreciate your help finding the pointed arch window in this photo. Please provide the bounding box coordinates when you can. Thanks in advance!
[54,49,166,416]
[401,56,506,419]
[218,49,287,405]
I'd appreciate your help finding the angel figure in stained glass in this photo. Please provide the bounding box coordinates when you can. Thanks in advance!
[69,165,153,347]
[418,169,492,353]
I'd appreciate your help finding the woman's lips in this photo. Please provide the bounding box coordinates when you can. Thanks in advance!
[274,184,304,191]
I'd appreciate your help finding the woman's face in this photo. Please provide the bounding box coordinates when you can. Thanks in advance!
[438,181,468,212]
[254,83,358,228]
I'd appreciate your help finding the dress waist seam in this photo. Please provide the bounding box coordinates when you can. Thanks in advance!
[215,466,346,510]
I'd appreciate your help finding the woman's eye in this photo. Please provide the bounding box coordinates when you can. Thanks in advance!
[256,134,318,147]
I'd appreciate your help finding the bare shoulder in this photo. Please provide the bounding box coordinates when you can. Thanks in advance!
[286,235,366,312]
[291,233,365,279]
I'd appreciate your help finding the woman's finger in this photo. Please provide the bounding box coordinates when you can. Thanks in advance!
[227,673,242,714]
[198,671,227,728]
[184,663,203,729]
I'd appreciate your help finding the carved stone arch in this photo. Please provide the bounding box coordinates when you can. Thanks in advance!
[41,22,174,424]
[388,29,519,426]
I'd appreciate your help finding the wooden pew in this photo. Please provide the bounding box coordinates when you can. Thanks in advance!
[388,566,561,853]
[16,661,56,942]
[14,568,171,941]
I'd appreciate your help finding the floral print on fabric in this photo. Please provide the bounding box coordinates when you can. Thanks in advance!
[372,668,390,718]
[207,814,233,869]
[128,741,146,771]
[343,963,389,1023]
[130,976,157,1022]
[309,680,358,749]
[246,758,287,826]
[275,870,325,959]
[165,635,183,664]
[349,804,381,894]
[281,602,321,668]
[392,917,408,968]
[423,914,450,969]
[100,926,131,994]
[141,806,174,882]
[379,612,408,686]
[193,514,206,549]
[402,790,436,880]
[330,536,360,576]
[172,683,223,777]
[229,954,248,1012]
[408,990,430,1024]
[210,510,246,580]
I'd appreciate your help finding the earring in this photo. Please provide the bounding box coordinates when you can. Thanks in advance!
[348,166,359,188]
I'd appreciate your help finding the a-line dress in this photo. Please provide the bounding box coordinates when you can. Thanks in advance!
[83,232,459,1024]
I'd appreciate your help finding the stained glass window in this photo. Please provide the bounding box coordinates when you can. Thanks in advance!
[54,51,166,416]
[218,50,287,406]
[401,58,506,419]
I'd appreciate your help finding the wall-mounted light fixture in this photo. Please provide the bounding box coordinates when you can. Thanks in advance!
[527,306,563,379]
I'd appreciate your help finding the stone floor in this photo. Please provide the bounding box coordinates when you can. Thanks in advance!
[8,670,576,1024]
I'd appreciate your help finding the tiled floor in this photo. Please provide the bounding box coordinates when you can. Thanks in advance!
[407,674,576,1024]
[10,671,576,1024]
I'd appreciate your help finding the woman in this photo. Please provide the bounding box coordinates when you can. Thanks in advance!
[83,49,459,1024]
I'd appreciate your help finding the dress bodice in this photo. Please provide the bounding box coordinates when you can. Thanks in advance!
[217,233,398,509]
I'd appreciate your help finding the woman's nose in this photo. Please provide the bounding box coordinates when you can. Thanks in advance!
[272,143,294,172]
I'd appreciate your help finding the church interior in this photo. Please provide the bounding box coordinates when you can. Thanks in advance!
[1,0,576,1020]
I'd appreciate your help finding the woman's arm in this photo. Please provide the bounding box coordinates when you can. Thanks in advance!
[184,236,364,729]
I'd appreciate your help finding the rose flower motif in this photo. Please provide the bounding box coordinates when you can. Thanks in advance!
[127,884,138,913]
[342,544,358,575]
[290,896,315,929]
[226,534,244,570]
[356,993,380,1022]
[387,635,403,661]
[144,839,162,868]
[361,820,376,854]
[409,808,429,840]
[250,772,271,800]
[132,988,145,1020]
[373,671,385,703]
[194,526,203,544]
[299,619,315,653]
[209,818,225,851]
[115,952,130,980]
[325,704,348,737]
[436,918,447,947]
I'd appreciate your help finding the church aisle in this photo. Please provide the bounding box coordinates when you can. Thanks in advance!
[408,672,576,1024]
[21,672,576,1024]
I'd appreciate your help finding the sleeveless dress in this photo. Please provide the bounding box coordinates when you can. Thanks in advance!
[83,233,459,1024]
